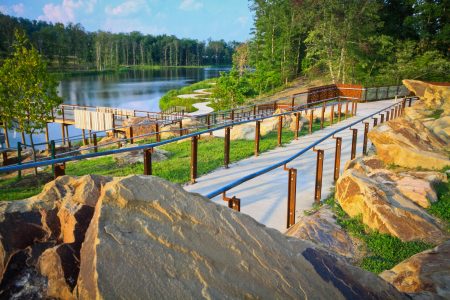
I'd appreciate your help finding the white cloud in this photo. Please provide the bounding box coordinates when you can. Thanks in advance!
[102,17,166,35]
[38,0,97,24]
[236,16,248,27]
[105,0,149,16]
[12,3,25,15]
[0,5,8,14]
[179,0,203,11]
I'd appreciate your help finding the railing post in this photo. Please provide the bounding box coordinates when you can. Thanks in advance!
[255,121,261,156]
[82,129,87,145]
[391,108,394,120]
[224,127,230,168]
[380,113,385,123]
[294,112,300,140]
[354,101,358,115]
[362,122,369,156]
[179,120,183,137]
[129,126,134,144]
[207,115,212,135]
[65,125,71,148]
[321,103,325,129]
[190,136,198,183]
[1,151,7,166]
[273,101,277,111]
[408,98,412,107]
[253,105,257,118]
[51,140,55,175]
[338,102,342,122]
[350,129,357,159]
[61,124,66,146]
[93,133,98,153]
[345,101,349,118]
[155,123,161,142]
[291,96,295,111]
[386,110,390,121]
[373,117,378,127]
[287,167,297,228]
[330,104,334,125]
[314,149,324,203]
[333,137,342,181]
[17,142,22,179]
[309,110,313,134]
[223,193,241,212]
[278,115,283,146]
[231,109,235,122]
[143,148,152,175]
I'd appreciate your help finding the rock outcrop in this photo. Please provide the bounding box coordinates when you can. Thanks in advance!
[285,206,365,262]
[380,240,450,299]
[336,156,447,243]
[0,175,408,299]
[368,80,450,170]
[112,145,169,165]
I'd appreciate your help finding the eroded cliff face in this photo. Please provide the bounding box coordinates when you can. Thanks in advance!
[0,174,407,299]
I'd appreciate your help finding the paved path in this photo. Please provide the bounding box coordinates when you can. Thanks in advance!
[184,99,398,232]
[188,101,214,116]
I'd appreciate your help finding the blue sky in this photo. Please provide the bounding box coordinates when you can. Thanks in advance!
[0,0,253,41]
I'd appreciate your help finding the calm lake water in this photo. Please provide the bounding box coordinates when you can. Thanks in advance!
[5,67,226,149]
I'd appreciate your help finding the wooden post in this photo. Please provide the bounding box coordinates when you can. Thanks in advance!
[314,149,324,203]
[333,137,342,181]
[82,129,87,145]
[191,136,198,183]
[391,108,394,119]
[294,112,300,140]
[65,125,71,148]
[17,142,22,179]
[1,151,7,166]
[3,125,10,148]
[287,168,297,228]
[231,109,235,122]
[345,101,349,118]
[179,120,183,137]
[144,149,152,175]
[373,117,378,127]
[207,115,212,135]
[224,127,230,168]
[61,124,66,146]
[381,113,385,123]
[338,102,342,122]
[253,105,257,118]
[155,123,161,142]
[278,115,283,146]
[129,126,134,144]
[330,104,334,125]
[255,121,261,156]
[362,122,369,155]
[309,110,313,134]
[93,133,98,153]
[386,111,390,121]
[45,123,50,153]
[350,129,357,159]
[321,104,325,129]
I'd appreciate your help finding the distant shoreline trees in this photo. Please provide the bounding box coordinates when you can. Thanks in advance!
[0,14,237,71]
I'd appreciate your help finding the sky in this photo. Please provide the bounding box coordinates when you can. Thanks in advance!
[0,0,253,41]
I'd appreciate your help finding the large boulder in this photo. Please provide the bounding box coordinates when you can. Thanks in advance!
[112,145,169,165]
[285,206,365,262]
[0,175,111,299]
[335,167,446,243]
[380,240,450,298]
[122,117,156,141]
[368,118,450,170]
[72,175,406,299]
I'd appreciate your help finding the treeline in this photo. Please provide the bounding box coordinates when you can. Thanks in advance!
[213,0,449,109]
[0,13,237,71]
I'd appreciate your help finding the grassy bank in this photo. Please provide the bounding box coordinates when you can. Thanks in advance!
[323,190,442,274]
[159,79,216,112]
[0,116,342,201]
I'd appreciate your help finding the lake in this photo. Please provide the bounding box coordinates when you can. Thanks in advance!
[4,67,226,149]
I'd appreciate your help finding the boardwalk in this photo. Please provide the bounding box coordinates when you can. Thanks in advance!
[184,99,396,232]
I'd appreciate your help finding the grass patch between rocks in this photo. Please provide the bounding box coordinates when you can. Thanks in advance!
[429,180,450,231]
[324,192,434,274]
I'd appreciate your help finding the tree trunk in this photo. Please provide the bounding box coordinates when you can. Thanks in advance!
[29,133,38,176]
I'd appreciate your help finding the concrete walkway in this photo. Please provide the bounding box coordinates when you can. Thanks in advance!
[188,101,214,116]
[184,99,398,232]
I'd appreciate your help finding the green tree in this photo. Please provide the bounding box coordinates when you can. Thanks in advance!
[0,30,62,151]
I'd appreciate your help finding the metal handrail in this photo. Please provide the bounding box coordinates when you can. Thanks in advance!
[205,98,411,199]
[0,97,352,173]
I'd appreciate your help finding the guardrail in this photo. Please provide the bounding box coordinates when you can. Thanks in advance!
[0,96,357,177]
[205,96,418,228]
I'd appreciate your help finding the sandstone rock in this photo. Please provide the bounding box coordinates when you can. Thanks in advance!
[122,117,156,140]
[335,169,446,243]
[230,123,255,140]
[368,118,450,170]
[395,176,438,208]
[344,156,386,174]
[112,145,169,165]
[380,240,450,298]
[74,175,406,299]
[402,80,429,97]
[285,206,365,262]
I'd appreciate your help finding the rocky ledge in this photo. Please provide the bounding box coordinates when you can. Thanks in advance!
[0,174,408,299]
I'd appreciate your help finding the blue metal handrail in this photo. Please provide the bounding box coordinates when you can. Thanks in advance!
[0,97,349,173]
[205,98,410,199]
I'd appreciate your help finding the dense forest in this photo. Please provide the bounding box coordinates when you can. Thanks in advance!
[213,0,450,109]
[0,13,237,71]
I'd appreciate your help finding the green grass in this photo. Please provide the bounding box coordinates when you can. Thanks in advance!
[429,109,444,119]
[324,192,433,274]
[0,175,50,201]
[159,79,216,112]
[0,113,342,201]
[428,180,450,231]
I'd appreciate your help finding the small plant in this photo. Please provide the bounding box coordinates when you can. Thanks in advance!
[429,109,444,119]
